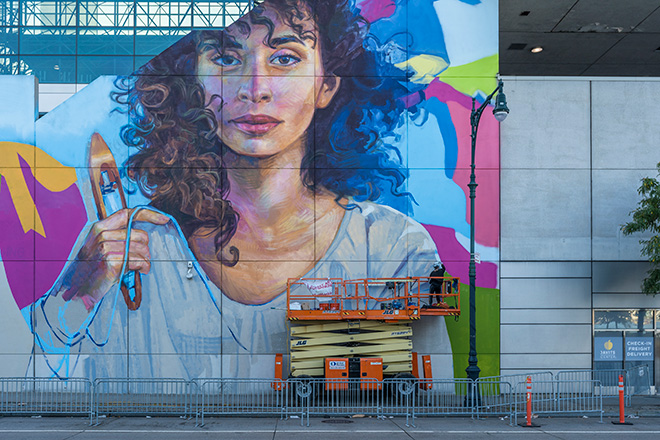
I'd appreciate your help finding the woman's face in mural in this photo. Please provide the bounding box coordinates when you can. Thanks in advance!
[197,5,340,158]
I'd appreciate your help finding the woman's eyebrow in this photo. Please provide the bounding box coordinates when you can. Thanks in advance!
[199,37,242,54]
[222,36,243,50]
[270,34,307,47]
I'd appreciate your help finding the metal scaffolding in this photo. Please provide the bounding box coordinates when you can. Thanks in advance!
[0,1,254,81]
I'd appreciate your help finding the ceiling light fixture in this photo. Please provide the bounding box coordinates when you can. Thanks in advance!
[530,46,543,54]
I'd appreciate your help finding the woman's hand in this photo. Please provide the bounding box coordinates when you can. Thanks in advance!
[60,208,170,311]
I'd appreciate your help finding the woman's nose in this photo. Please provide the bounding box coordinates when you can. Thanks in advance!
[237,70,272,104]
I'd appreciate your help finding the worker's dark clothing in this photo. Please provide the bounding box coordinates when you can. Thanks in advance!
[429,265,445,304]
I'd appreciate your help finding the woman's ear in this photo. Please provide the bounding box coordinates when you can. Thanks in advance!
[316,76,341,109]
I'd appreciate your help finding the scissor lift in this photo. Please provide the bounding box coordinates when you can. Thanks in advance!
[280,277,460,380]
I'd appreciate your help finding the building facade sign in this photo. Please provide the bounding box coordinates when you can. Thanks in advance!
[594,336,623,361]
[625,336,654,360]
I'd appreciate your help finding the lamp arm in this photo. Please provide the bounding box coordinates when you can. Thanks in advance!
[470,81,503,136]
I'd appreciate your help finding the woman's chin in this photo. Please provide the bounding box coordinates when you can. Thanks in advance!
[222,134,305,160]
[224,291,277,305]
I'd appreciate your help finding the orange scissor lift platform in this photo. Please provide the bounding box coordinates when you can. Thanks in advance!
[286,277,460,321]
[281,277,461,379]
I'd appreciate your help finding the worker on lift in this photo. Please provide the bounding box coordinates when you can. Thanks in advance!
[429,262,446,306]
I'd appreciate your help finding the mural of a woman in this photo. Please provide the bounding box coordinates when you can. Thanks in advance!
[32,0,450,379]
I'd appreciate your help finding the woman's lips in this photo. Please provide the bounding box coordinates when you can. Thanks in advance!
[230,114,282,135]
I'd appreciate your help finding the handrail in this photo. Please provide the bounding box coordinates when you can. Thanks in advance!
[286,276,461,320]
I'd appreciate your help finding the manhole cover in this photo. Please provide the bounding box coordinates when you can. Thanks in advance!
[322,419,354,424]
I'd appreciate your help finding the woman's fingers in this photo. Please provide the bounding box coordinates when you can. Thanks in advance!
[133,208,170,225]
[102,252,151,276]
[96,228,150,246]
[91,208,169,236]
[95,237,151,272]
[125,253,151,274]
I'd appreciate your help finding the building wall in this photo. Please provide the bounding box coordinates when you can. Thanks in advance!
[500,78,660,375]
[0,0,502,381]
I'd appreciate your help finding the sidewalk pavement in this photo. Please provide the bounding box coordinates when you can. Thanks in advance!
[1,413,660,440]
[0,395,657,440]
[604,394,660,417]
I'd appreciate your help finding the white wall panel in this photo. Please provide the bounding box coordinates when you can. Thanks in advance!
[591,81,660,169]
[501,324,591,353]
[500,79,590,170]
[501,261,591,278]
[592,169,656,261]
[501,354,591,370]
[593,293,660,309]
[593,262,653,293]
[501,309,591,325]
[501,169,591,261]
[500,278,591,309]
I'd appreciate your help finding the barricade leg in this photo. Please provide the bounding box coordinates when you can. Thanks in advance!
[405,391,416,428]
[198,391,204,428]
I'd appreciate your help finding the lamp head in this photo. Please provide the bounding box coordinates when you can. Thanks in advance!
[493,81,509,122]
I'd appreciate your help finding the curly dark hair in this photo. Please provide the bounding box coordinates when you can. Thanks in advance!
[114,0,413,265]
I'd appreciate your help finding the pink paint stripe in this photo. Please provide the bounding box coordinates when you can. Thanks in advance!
[422,223,497,289]
[358,0,397,22]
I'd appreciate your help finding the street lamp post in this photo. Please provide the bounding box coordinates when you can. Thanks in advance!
[465,79,509,405]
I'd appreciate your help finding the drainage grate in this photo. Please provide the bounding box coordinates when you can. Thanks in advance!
[322,419,354,424]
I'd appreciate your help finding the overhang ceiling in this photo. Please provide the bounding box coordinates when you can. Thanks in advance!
[499,0,660,76]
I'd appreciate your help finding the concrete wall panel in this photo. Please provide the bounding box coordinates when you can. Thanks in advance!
[593,261,653,293]
[591,81,660,169]
[501,80,590,170]
[592,169,656,261]
[593,293,660,309]
[500,278,591,309]
[501,324,591,353]
[501,261,591,278]
[501,354,591,370]
[501,169,591,261]
[501,309,591,325]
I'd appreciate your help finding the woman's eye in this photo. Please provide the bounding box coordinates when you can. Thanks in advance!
[212,54,241,67]
[271,54,301,66]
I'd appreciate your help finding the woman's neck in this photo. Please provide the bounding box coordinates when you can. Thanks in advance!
[191,144,347,305]
[223,145,315,230]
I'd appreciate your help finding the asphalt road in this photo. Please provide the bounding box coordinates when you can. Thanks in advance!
[1,415,660,440]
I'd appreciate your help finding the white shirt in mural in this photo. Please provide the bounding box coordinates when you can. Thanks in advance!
[32,201,451,379]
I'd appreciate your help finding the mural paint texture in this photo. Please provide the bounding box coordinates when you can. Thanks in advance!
[0,0,500,379]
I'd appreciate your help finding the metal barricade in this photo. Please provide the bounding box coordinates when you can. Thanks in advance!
[479,371,554,388]
[286,377,415,427]
[626,365,652,397]
[473,380,513,419]
[512,379,603,424]
[93,378,192,424]
[381,377,416,426]
[0,374,619,425]
[511,379,556,425]
[0,377,93,424]
[197,379,289,426]
[412,379,474,418]
[556,369,629,406]
[479,372,554,419]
